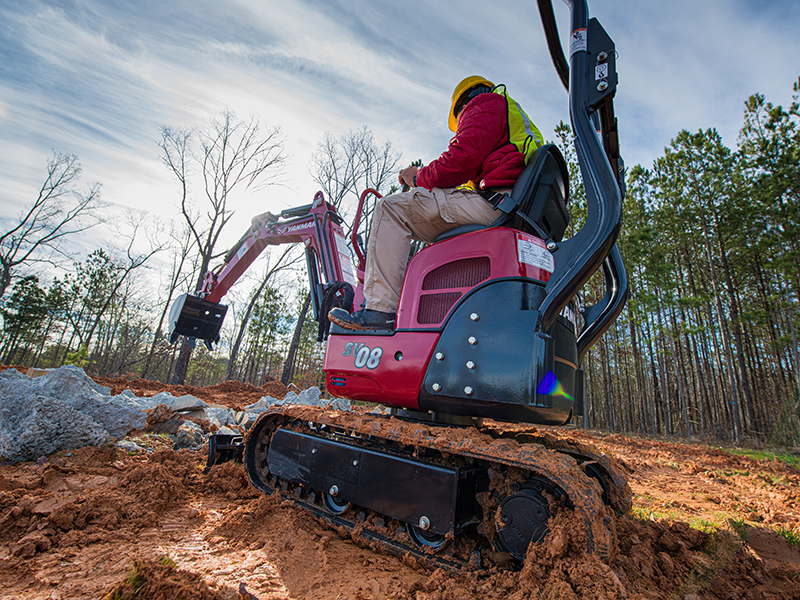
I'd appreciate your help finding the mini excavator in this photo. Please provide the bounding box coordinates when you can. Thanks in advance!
[168,0,631,568]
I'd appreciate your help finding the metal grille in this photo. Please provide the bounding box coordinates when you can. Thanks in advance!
[417,292,462,325]
[421,257,490,291]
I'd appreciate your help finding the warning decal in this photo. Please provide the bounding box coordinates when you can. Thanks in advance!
[570,28,587,56]
[517,233,554,273]
[236,241,249,260]
[334,230,357,286]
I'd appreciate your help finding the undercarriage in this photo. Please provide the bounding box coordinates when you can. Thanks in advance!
[241,406,630,569]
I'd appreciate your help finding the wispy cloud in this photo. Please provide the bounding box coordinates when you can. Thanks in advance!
[1,0,798,253]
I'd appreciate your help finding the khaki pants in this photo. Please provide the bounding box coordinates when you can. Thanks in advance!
[364,187,501,313]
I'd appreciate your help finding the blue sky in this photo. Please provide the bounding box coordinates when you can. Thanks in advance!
[2,0,799,255]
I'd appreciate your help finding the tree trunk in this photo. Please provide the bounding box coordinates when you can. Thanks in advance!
[171,338,193,384]
[281,293,311,387]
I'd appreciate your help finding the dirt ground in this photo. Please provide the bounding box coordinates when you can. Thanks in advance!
[1,373,799,599]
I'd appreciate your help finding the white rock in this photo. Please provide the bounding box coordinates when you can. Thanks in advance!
[174,421,205,450]
[245,397,273,411]
[1,368,27,381]
[0,365,147,461]
[204,406,234,427]
[115,440,145,453]
[167,394,208,412]
[326,397,352,411]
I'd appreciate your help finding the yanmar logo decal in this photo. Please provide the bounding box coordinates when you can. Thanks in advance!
[276,221,314,235]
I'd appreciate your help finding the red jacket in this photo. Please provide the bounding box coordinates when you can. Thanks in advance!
[416,92,525,191]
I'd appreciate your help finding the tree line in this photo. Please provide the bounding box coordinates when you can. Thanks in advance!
[575,79,800,446]
[1,81,798,446]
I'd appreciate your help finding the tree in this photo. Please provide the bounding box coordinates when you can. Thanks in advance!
[66,213,164,354]
[159,110,287,384]
[281,291,311,386]
[309,126,402,235]
[225,246,302,380]
[142,222,194,379]
[0,276,48,364]
[0,152,100,298]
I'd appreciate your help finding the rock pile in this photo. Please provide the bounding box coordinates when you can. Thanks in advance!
[0,365,147,461]
[0,365,351,460]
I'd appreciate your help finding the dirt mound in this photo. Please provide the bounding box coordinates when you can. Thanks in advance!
[203,462,260,500]
[103,557,237,600]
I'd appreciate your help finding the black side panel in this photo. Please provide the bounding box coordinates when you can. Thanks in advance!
[267,428,463,535]
[419,280,575,425]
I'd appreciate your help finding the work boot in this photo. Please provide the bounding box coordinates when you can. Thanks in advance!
[328,308,396,331]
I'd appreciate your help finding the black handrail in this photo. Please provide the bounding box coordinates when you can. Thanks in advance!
[576,244,629,362]
[534,0,627,347]
[537,0,569,91]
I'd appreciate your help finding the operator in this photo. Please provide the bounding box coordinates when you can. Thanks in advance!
[329,75,543,331]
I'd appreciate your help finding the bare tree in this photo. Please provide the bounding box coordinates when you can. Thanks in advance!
[141,221,194,379]
[66,212,165,351]
[0,152,100,298]
[309,126,402,227]
[159,110,287,384]
[281,291,312,386]
[225,245,302,380]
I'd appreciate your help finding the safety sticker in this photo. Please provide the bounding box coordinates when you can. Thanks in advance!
[517,233,554,273]
[570,28,587,56]
[595,63,608,80]
[236,241,248,260]
[334,230,357,286]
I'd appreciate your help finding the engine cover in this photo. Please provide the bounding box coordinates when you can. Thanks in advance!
[419,279,577,425]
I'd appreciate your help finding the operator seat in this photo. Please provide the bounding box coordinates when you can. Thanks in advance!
[433,143,570,243]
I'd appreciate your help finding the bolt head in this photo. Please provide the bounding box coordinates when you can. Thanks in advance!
[329,485,339,497]
[546,241,557,251]
[464,386,474,395]
[432,383,442,392]
[597,81,609,92]
[468,336,478,345]
[352,460,359,466]
[466,361,476,370]
[470,313,479,321]
[597,51,609,62]
[435,352,445,361]
[418,516,430,530]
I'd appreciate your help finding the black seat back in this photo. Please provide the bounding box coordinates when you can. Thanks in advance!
[433,143,571,244]
[508,143,570,241]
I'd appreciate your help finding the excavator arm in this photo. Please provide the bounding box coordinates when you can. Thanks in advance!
[168,192,358,348]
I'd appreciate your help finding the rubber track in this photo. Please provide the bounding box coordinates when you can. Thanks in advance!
[244,406,617,569]
[481,424,632,514]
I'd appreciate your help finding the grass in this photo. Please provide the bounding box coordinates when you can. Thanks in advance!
[777,527,800,551]
[633,496,800,555]
[716,447,800,468]
[105,556,177,600]
[630,503,733,535]
[106,561,144,600]
[157,554,176,568]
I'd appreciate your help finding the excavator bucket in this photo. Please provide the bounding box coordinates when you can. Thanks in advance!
[168,293,227,346]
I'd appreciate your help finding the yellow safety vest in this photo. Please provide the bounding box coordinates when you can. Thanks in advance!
[493,84,544,164]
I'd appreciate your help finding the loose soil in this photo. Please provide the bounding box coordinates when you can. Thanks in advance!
[1,372,798,599]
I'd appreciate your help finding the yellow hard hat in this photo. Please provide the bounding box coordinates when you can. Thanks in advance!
[449,75,494,132]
